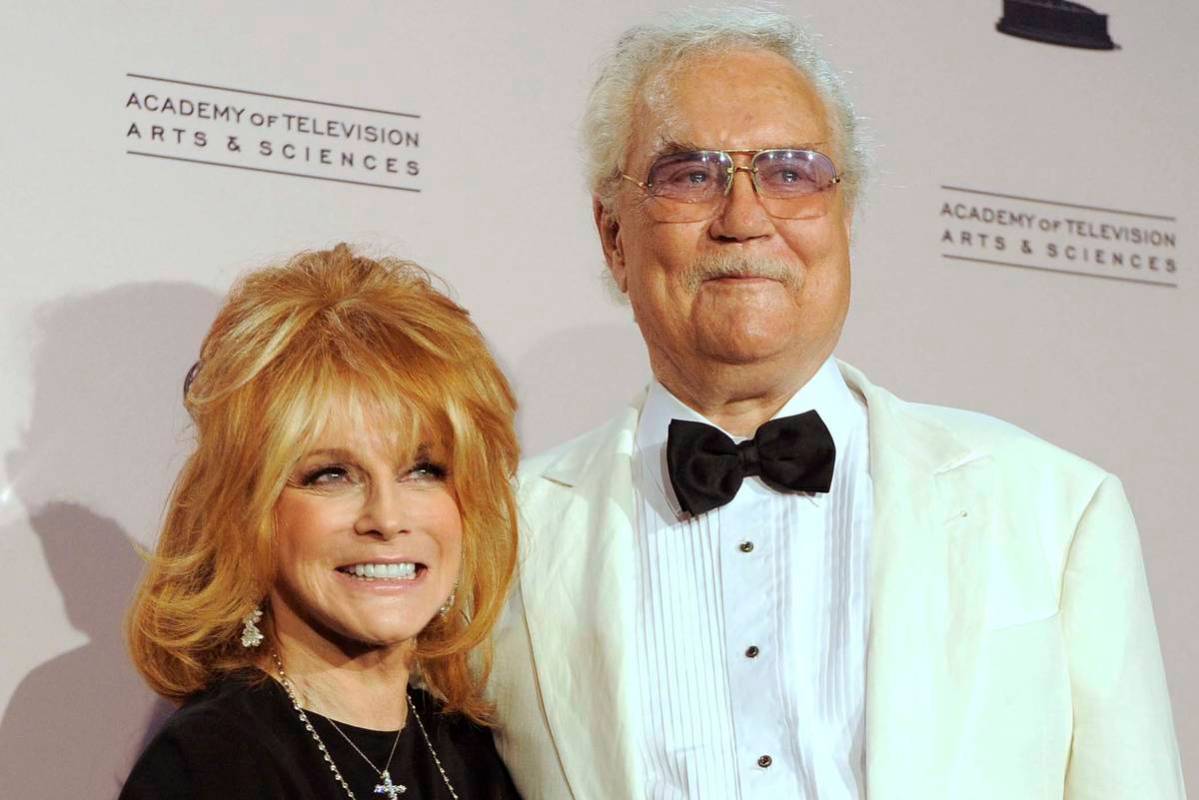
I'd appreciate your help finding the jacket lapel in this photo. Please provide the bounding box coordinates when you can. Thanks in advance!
[517,401,646,799]
[840,363,994,797]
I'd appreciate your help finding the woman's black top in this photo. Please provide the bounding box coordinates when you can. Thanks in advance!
[120,674,520,799]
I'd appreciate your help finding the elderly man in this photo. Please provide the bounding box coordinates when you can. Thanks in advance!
[490,8,1184,800]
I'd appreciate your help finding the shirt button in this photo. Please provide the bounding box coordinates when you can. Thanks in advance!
[739,541,754,553]
[758,755,773,768]
[745,645,760,658]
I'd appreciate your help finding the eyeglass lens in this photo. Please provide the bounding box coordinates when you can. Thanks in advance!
[644,149,839,221]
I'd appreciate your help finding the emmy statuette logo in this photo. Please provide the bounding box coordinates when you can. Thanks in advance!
[996,0,1119,50]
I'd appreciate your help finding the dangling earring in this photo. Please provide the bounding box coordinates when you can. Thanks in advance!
[241,606,265,648]
[438,589,456,617]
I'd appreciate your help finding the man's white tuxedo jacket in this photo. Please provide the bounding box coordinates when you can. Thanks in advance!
[491,363,1185,799]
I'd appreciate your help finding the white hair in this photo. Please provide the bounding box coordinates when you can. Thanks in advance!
[582,6,869,212]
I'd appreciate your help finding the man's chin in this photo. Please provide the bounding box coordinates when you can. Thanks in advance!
[698,332,795,367]
[694,300,801,357]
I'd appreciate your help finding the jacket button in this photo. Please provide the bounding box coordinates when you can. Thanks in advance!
[745,645,760,658]
[757,755,773,768]
[739,541,754,553]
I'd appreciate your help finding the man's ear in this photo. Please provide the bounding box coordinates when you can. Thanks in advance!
[593,195,628,293]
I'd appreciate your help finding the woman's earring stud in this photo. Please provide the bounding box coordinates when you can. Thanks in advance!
[438,590,456,617]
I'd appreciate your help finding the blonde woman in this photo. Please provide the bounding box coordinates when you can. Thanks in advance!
[121,245,521,799]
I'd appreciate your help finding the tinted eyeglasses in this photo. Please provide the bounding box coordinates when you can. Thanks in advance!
[620,148,842,222]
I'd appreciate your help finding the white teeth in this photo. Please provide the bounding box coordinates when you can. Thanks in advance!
[346,563,418,581]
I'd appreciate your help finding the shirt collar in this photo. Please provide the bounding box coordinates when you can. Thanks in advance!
[633,356,863,517]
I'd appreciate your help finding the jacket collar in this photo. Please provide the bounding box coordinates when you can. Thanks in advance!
[537,361,982,487]
[539,389,643,488]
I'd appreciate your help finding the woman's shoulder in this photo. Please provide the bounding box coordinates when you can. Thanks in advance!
[157,673,286,746]
[120,674,295,800]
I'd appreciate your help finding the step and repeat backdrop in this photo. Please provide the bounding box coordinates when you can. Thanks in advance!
[2,0,1195,794]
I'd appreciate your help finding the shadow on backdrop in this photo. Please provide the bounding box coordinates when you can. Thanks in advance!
[0,283,221,799]
[513,321,648,456]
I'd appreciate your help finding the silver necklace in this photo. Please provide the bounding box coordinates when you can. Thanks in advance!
[271,652,459,799]
[321,710,405,798]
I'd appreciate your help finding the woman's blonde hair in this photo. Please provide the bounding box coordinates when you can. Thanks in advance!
[126,244,518,723]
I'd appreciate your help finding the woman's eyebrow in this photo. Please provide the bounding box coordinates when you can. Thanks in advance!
[302,447,355,461]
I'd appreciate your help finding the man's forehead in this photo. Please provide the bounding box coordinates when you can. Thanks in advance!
[647,47,815,99]
[629,52,833,164]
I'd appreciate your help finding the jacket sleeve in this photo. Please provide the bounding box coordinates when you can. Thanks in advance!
[489,576,577,800]
[1061,474,1186,799]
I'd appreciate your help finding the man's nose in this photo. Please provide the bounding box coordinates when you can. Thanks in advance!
[709,167,773,241]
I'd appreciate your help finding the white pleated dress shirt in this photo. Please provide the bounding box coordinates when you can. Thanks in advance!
[631,357,873,800]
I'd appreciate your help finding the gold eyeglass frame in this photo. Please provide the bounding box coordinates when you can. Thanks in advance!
[619,148,842,202]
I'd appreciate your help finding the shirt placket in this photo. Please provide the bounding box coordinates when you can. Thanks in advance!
[720,481,797,797]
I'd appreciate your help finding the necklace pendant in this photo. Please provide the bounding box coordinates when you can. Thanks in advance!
[374,770,406,798]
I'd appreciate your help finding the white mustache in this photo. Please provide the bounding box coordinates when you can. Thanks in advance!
[686,254,797,291]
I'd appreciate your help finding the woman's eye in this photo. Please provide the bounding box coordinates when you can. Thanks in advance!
[302,466,350,486]
[405,461,448,481]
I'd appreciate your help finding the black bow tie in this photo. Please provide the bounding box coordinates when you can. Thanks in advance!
[666,411,836,516]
